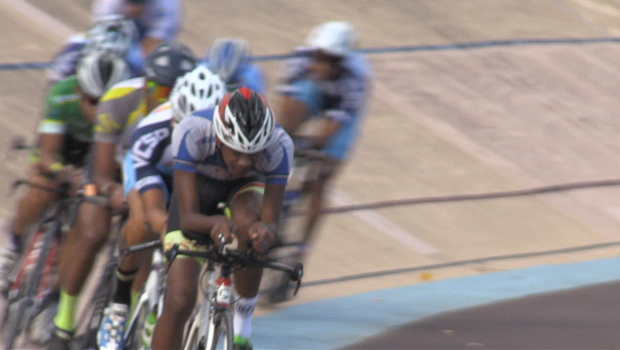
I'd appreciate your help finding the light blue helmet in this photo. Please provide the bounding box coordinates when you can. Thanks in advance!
[206,38,248,83]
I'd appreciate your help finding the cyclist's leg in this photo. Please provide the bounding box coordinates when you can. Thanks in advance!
[0,167,58,290]
[151,229,203,350]
[52,201,111,339]
[301,158,341,246]
[227,182,265,345]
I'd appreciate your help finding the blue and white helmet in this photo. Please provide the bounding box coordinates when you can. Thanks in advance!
[306,21,357,57]
[83,15,138,57]
[206,38,248,83]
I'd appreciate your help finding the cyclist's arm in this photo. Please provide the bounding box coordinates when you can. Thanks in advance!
[92,140,124,209]
[37,133,65,176]
[276,95,309,136]
[140,188,167,235]
[173,169,227,236]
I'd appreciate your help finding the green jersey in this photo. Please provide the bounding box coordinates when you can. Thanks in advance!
[38,75,93,142]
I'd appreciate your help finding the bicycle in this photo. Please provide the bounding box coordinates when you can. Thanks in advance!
[121,239,166,350]
[165,233,303,350]
[261,148,322,304]
[1,179,109,349]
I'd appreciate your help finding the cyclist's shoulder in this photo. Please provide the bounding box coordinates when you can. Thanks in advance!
[138,101,173,128]
[47,76,80,106]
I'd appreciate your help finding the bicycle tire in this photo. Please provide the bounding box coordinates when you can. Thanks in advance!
[77,258,117,349]
[125,301,155,350]
[206,309,234,350]
[4,222,59,349]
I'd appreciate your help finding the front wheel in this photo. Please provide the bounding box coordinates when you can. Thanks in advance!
[206,309,234,350]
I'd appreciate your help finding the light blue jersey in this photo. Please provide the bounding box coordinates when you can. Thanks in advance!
[277,48,372,160]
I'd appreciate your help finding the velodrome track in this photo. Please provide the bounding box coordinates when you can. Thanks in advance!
[4,0,620,349]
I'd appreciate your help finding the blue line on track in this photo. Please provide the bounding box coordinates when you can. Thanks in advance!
[252,256,620,349]
[2,37,620,71]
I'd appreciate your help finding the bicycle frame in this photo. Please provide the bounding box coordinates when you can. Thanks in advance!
[166,236,303,350]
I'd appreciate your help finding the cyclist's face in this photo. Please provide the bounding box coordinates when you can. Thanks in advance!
[146,80,173,112]
[219,144,261,177]
[309,50,344,80]
[78,88,99,124]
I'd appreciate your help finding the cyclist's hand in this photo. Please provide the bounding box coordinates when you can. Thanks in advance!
[249,222,276,253]
[210,216,237,246]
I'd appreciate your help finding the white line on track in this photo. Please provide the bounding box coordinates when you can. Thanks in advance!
[1,0,76,39]
[329,190,440,255]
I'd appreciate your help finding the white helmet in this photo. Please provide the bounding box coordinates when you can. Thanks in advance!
[170,66,226,123]
[77,51,131,99]
[84,15,137,57]
[206,38,248,83]
[305,21,357,57]
[213,87,275,154]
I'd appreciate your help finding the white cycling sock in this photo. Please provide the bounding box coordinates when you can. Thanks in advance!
[233,289,258,339]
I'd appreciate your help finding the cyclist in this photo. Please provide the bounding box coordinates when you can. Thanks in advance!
[0,51,131,291]
[275,21,371,288]
[47,41,196,350]
[96,66,226,350]
[0,51,130,344]
[202,38,267,94]
[92,0,182,75]
[150,87,294,350]
[48,14,137,84]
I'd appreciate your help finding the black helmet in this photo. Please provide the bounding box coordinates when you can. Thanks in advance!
[145,41,197,87]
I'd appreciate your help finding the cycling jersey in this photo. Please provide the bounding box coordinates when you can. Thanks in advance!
[48,35,88,84]
[130,101,174,197]
[171,108,294,185]
[40,76,93,143]
[37,75,94,166]
[95,76,148,165]
[277,48,372,160]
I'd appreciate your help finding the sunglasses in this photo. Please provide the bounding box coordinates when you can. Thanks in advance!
[82,95,100,105]
[314,51,344,65]
[147,81,173,103]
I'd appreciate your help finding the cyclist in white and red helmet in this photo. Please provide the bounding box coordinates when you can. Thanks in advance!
[96,65,226,350]
[151,87,294,350]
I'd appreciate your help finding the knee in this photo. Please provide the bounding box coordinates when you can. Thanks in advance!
[163,286,196,321]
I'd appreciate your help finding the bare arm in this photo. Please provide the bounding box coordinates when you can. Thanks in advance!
[174,169,230,235]
[140,188,168,235]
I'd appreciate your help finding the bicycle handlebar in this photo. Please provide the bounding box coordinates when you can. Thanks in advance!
[11,179,109,207]
[165,243,304,295]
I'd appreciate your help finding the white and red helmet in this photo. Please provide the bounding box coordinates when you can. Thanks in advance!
[213,87,275,154]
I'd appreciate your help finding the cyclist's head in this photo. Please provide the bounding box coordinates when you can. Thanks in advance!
[83,14,137,57]
[76,51,131,101]
[206,38,248,85]
[169,66,226,125]
[305,22,356,80]
[145,41,197,104]
[213,87,275,154]
[305,21,357,58]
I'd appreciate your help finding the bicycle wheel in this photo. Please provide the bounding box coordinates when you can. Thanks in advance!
[4,223,58,349]
[76,258,117,349]
[205,309,234,350]
[125,301,157,350]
